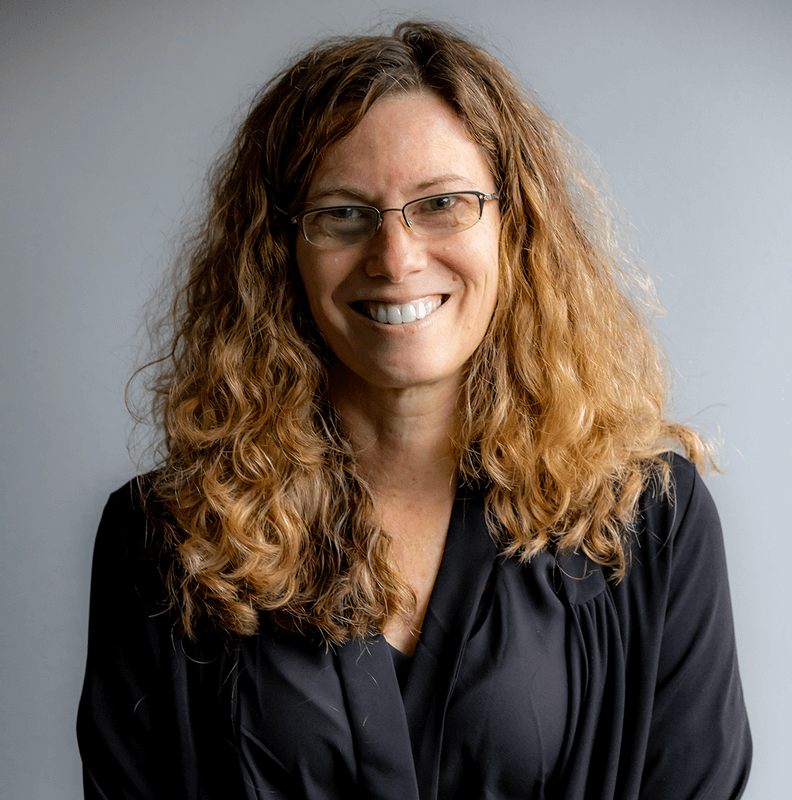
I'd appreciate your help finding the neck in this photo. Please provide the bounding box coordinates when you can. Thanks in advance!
[329,362,460,500]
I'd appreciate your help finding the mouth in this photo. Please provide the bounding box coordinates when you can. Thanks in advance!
[352,295,448,325]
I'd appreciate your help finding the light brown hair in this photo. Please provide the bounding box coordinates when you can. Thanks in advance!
[139,21,710,643]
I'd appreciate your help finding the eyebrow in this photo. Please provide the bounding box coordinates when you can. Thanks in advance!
[305,173,477,206]
[304,184,369,207]
[413,173,475,193]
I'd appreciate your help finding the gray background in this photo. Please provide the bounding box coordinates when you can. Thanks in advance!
[1,0,789,797]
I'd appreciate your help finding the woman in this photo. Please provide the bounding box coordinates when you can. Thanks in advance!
[77,21,751,799]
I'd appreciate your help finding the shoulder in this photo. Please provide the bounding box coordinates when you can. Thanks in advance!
[633,451,722,562]
[95,475,154,554]
[555,453,722,604]
[102,474,149,521]
[611,452,734,636]
[91,474,168,607]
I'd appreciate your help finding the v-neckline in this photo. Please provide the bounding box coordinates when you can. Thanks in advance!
[401,491,499,792]
[334,490,499,799]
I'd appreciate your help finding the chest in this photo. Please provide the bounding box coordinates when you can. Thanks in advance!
[378,494,452,655]
[187,494,635,800]
[232,556,572,800]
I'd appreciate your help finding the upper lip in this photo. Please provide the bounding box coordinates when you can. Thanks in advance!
[351,293,448,305]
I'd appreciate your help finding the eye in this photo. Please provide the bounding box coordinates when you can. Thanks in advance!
[304,206,376,243]
[324,206,367,220]
[408,193,470,227]
[422,195,458,213]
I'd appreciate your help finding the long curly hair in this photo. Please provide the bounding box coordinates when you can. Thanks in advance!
[138,20,710,643]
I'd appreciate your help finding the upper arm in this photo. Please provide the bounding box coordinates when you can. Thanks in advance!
[77,487,186,798]
[640,467,751,798]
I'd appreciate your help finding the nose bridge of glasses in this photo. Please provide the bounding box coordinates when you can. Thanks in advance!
[378,206,412,231]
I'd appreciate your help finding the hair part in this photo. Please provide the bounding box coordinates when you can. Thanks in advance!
[135,20,713,643]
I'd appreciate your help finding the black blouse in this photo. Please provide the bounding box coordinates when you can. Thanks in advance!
[77,454,751,798]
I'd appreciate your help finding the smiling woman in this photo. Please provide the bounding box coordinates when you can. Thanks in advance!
[295,93,500,395]
[77,20,751,800]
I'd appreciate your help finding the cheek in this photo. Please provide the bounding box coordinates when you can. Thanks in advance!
[470,244,500,307]
[295,250,349,323]
[447,222,500,282]
[473,249,500,332]
[294,253,326,332]
[295,245,325,297]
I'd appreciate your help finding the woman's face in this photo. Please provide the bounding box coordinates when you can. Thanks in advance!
[295,92,500,394]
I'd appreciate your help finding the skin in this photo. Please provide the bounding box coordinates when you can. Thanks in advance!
[295,93,501,654]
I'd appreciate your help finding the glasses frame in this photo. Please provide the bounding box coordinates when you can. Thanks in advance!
[291,190,500,249]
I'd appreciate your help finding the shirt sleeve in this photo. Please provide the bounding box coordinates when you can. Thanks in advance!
[638,464,752,798]
[76,483,242,799]
[77,484,180,798]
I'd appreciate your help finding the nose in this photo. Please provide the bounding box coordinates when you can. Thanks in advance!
[363,210,427,282]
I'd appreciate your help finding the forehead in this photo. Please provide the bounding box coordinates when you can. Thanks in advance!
[306,93,494,200]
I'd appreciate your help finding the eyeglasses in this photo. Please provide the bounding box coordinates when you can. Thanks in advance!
[291,190,499,250]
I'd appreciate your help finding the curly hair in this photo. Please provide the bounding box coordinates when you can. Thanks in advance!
[138,20,710,643]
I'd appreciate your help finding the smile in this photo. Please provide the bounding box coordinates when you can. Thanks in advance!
[358,296,446,325]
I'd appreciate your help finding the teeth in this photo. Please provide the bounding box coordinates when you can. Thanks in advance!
[365,297,442,325]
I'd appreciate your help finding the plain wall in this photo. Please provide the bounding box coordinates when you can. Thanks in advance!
[1,0,789,797]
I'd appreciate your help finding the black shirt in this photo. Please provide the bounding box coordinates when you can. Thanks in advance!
[77,454,751,798]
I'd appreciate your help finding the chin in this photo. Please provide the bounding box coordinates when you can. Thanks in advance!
[358,358,462,391]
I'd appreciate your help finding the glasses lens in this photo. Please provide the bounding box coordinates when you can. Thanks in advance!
[404,193,480,236]
[302,207,379,249]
